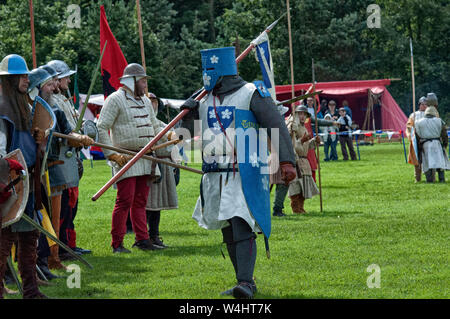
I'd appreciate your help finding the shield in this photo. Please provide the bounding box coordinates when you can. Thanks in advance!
[1,149,29,228]
[82,119,99,142]
[207,106,234,135]
[235,109,271,238]
[31,96,57,177]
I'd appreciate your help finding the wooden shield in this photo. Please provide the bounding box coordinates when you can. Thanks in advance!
[31,96,56,138]
[1,149,29,228]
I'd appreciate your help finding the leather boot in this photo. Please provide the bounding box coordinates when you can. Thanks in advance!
[290,194,306,214]
[48,245,67,270]
[37,256,61,280]
[17,230,48,299]
[298,194,307,214]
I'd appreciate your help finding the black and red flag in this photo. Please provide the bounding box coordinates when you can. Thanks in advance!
[100,5,128,97]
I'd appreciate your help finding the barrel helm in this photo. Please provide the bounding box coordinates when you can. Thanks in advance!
[200,47,237,91]
[47,60,76,79]
[0,54,30,75]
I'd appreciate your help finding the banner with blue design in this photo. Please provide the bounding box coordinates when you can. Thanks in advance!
[235,109,271,238]
[254,31,275,101]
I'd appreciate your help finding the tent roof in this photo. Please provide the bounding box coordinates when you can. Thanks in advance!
[275,79,392,97]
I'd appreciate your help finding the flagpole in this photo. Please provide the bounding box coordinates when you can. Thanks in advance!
[91,15,286,201]
[136,0,148,95]
[286,0,295,114]
[29,0,37,68]
[312,58,323,213]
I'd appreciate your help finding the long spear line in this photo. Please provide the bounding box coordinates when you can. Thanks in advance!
[92,12,288,201]
[52,132,203,175]
[29,0,37,68]
[136,0,148,95]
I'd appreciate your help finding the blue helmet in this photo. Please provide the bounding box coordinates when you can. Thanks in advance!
[200,47,237,91]
[28,68,52,93]
[0,54,30,75]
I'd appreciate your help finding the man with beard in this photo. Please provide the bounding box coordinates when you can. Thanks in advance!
[27,67,93,270]
[0,54,47,298]
[97,63,175,253]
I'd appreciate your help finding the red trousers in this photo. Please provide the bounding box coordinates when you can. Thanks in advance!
[111,176,150,248]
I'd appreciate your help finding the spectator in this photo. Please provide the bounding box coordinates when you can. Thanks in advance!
[342,100,353,119]
[337,108,357,161]
[322,113,338,161]
[326,100,339,121]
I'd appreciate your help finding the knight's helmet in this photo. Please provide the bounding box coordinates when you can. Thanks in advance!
[28,68,52,100]
[47,60,76,79]
[119,63,149,94]
[0,54,30,75]
[39,64,61,79]
[200,47,237,91]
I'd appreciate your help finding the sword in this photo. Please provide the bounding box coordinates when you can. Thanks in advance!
[21,214,93,269]
[7,256,23,295]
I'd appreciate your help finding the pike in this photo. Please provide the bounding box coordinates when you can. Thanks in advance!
[277,91,323,106]
[312,58,323,213]
[92,13,288,201]
[52,132,203,175]
[74,41,108,133]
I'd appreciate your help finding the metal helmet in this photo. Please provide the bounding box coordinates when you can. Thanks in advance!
[28,68,52,93]
[39,64,60,78]
[120,63,149,80]
[200,47,237,91]
[295,105,311,117]
[425,93,438,106]
[47,60,76,79]
[0,54,30,75]
[418,96,427,105]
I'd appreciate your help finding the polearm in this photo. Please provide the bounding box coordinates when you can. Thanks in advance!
[286,0,295,114]
[29,0,37,68]
[52,132,203,175]
[312,58,323,213]
[277,91,323,106]
[410,38,416,119]
[74,41,108,133]
[136,0,148,95]
[92,13,287,201]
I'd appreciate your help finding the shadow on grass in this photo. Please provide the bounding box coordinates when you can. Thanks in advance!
[274,210,363,219]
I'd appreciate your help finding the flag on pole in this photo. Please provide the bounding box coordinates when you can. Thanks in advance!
[100,5,128,97]
[253,31,276,101]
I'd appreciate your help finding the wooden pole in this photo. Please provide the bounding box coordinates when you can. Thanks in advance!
[312,59,323,213]
[410,38,416,116]
[136,0,148,95]
[286,0,295,114]
[29,0,37,68]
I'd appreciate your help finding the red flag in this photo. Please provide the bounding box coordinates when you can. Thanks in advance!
[100,5,128,97]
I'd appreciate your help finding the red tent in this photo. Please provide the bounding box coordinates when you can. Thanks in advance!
[276,79,407,132]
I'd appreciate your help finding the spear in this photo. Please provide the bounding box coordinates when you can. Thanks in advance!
[92,13,288,201]
[29,0,37,68]
[136,0,148,95]
[312,58,323,213]
[74,41,107,133]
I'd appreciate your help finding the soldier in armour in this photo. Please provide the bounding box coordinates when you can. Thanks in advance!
[180,47,296,299]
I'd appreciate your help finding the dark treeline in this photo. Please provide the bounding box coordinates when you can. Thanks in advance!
[0,0,448,121]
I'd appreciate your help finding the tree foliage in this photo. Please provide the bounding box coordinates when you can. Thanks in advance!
[0,0,448,121]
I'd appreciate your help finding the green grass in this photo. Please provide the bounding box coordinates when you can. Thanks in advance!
[6,142,449,299]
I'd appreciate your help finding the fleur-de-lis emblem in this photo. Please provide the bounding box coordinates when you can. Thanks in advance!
[210,55,219,64]
[203,72,211,87]
[212,121,221,131]
[209,110,216,119]
[221,109,232,120]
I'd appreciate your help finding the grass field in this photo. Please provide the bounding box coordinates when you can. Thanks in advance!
[7,142,449,299]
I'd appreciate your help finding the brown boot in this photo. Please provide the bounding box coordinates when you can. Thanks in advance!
[290,194,303,214]
[48,245,67,270]
[17,230,48,299]
[298,194,307,214]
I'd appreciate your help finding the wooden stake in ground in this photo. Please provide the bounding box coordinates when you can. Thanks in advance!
[28,0,37,68]
[312,58,323,213]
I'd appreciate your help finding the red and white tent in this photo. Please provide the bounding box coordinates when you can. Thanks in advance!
[276,79,408,132]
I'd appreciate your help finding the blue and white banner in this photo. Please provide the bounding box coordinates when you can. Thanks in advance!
[253,31,276,101]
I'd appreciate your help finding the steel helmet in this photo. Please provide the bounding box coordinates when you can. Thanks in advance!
[119,63,149,80]
[28,68,52,93]
[47,60,76,79]
[200,47,237,91]
[425,93,438,107]
[0,54,30,75]
[39,64,60,78]
[295,105,311,117]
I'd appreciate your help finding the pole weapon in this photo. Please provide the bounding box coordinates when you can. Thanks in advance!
[312,58,323,213]
[92,12,288,201]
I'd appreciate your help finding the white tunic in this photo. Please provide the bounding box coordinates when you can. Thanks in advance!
[415,117,450,172]
[51,93,79,130]
[97,88,164,182]
[192,83,261,233]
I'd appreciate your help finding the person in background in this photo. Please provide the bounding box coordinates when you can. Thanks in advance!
[322,113,338,161]
[337,107,357,161]
[342,100,352,119]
